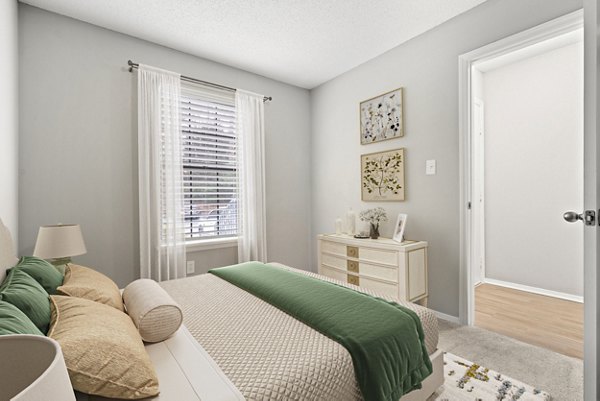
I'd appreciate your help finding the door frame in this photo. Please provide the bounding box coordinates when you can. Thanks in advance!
[582,1,598,399]
[458,9,584,326]
[470,97,485,290]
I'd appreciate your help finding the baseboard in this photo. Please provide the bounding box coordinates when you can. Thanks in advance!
[483,278,583,303]
[434,311,460,324]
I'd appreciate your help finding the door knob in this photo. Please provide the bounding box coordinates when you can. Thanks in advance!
[563,210,596,226]
[563,211,583,222]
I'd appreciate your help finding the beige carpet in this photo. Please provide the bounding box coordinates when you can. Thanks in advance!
[437,320,583,400]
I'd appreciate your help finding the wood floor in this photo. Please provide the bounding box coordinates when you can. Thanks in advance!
[474,283,583,359]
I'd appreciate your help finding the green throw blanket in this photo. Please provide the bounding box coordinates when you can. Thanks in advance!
[210,262,432,401]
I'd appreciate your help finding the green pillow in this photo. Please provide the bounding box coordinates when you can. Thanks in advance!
[13,256,64,294]
[0,269,51,334]
[0,301,43,336]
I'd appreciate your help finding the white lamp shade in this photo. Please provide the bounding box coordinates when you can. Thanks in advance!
[0,335,76,401]
[33,224,87,259]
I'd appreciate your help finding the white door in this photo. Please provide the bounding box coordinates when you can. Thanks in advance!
[582,1,598,398]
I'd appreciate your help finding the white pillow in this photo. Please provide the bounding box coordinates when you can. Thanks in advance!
[123,279,183,343]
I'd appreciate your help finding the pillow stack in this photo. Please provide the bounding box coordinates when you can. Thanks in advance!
[0,258,185,400]
[48,264,162,399]
[0,256,62,335]
[48,295,159,399]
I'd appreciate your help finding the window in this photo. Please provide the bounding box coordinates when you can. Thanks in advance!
[180,85,237,241]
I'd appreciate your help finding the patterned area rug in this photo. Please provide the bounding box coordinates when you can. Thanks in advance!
[431,352,551,401]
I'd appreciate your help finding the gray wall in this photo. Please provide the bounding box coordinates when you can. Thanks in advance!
[0,0,18,245]
[18,5,312,287]
[310,0,582,317]
[483,42,583,297]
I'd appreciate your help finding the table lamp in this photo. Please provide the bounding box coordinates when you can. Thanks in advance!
[0,335,76,401]
[33,224,87,266]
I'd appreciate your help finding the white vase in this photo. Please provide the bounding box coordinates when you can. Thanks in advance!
[335,217,343,235]
[345,208,356,235]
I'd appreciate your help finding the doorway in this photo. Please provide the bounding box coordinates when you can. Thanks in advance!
[458,10,585,359]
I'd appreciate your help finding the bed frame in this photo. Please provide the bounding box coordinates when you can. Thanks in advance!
[0,219,443,401]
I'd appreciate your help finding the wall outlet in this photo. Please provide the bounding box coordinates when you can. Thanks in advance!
[186,261,195,274]
[426,160,436,175]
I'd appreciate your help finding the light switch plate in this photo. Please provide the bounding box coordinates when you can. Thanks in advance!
[186,261,195,274]
[426,160,436,175]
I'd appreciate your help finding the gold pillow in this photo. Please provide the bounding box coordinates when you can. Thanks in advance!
[57,264,124,311]
[48,295,159,399]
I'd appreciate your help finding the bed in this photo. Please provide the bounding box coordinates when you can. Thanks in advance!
[0,220,443,401]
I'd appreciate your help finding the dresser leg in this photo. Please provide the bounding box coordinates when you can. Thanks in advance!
[414,297,428,308]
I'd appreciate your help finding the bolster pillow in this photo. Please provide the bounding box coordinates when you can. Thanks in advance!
[123,279,183,343]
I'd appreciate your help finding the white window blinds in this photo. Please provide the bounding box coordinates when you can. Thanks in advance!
[180,85,237,241]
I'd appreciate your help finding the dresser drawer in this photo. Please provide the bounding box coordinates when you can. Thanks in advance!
[321,253,347,270]
[321,263,398,300]
[321,240,346,257]
[359,263,398,283]
[320,264,347,282]
[321,254,397,283]
[359,276,398,299]
[359,247,397,266]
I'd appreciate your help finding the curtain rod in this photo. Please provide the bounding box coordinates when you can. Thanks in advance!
[127,60,272,102]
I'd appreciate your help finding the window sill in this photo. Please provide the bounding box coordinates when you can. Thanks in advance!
[186,237,238,253]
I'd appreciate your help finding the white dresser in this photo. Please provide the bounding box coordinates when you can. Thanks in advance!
[317,234,428,305]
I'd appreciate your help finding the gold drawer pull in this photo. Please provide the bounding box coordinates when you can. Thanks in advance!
[347,246,359,258]
[347,260,359,273]
[347,274,360,286]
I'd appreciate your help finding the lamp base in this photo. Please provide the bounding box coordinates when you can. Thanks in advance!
[49,257,72,275]
[49,257,72,266]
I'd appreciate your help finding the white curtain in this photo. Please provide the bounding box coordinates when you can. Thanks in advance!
[236,90,267,262]
[138,64,186,281]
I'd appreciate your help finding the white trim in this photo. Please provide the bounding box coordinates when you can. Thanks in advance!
[583,0,599,397]
[460,10,583,66]
[471,97,486,290]
[483,278,584,303]
[434,311,461,324]
[186,237,238,253]
[458,9,584,326]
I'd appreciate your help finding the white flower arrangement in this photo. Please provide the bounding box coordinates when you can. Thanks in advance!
[359,207,388,225]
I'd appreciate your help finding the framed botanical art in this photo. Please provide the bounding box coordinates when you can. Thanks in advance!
[361,148,405,201]
[360,87,404,144]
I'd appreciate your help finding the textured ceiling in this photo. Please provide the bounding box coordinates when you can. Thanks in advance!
[20,0,488,88]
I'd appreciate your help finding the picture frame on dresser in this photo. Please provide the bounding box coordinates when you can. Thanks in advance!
[393,214,408,243]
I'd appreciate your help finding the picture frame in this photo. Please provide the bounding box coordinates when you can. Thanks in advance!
[393,213,408,243]
[361,148,405,201]
[360,87,404,144]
